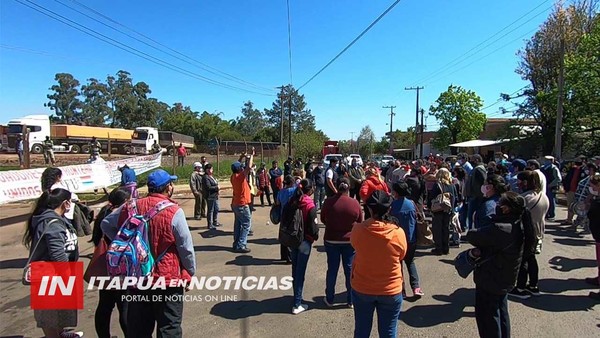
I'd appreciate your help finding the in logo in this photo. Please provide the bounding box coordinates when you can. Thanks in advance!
[30,262,83,310]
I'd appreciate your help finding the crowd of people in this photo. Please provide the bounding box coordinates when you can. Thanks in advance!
[21,148,600,338]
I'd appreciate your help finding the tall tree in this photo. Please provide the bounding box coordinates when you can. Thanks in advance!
[511,1,598,154]
[263,84,317,143]
[292,129,329,159]
[80,78,109,126]
[357,125,376,158]
[429,85,486,153]
[46,73,83,124]
[236,101,268,140]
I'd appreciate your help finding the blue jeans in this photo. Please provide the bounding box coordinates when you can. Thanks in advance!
[314,186,326,209]
[546,188,556,219]
[207,199,219,228]
[475,287,510,338]
[402,242,420,290]
[467,197,482,230]
[325,242,355,305]
[458,202,468,232]
[232,205,251,250]
[352,290,403,338]
[291,240,312,307]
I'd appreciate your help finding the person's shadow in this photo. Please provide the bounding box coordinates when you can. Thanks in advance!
[548,256,596,272]
[401,288,475,327]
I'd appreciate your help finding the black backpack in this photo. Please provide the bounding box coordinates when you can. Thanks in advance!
[278,202,304,249]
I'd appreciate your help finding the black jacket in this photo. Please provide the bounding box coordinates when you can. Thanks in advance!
[202,174,220,200]
[406,175,426,206]
[588,197,600,242]
[312,166,325,187]
[467,212,524,295]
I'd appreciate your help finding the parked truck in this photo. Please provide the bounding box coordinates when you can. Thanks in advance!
[0,125,8,152]
[5,115,134,154]
[131,127,195,155]
[322,140,340,157]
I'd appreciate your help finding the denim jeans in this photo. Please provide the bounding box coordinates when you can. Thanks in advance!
[458,202,468,232]
[314,186,326,209]
[546,188,556,219]
[232,205,251,250]
[475,287,510,338]
[291,240,312,307]
[352,290,403,338]
[325,242,355,305]
[402,242,420,290]
[467,197,482,230]
[207,199,219,228]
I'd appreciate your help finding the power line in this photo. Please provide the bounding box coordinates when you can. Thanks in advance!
[298,0,403,90]
[64,0,274,93]
[14,0,275,96]
[410,1,553,86]
[286,0,293,85]
[481,85,529,111]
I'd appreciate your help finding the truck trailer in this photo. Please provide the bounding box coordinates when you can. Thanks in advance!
[131,127,194,155]
[6,115,134,154]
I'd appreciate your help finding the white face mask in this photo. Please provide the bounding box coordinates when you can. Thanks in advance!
[590,186,599,196]
[481,185,490,196]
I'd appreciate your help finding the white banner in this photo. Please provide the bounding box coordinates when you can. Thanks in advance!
[0,153,162,205]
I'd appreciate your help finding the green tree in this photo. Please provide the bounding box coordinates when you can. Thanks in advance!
[264,85,317,143]
[511,1,597,154]
[235,101,268,140]
[429,85,486,153]
[292,129,328,159]
[80,78,109,126]
[357,125,376,158]
[46,73,83,124]
[390,127,416,150]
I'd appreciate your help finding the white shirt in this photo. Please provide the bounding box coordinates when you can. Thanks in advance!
[534,169,547,193]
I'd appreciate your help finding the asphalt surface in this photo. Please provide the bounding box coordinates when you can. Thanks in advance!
[0,193,598,338]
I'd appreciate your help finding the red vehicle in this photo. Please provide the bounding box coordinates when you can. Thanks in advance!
[322,141,339,157]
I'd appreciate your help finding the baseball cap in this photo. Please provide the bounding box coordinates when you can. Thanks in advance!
[193,162,202,168]
[147,169,178,189]
[231,161,243,173]
[544,155,555,161]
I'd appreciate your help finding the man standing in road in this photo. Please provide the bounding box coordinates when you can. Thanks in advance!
[177,143,186,167]
[465,154,487,230]
[348,158,365,202]
[190,162,207,220]
[325,158,339,198]
[101,169,196,337]
[16,135,24,168]
[562,156,587,226]
[231,147,255,253]
[542,155,562,221]
[151,140,162,154]
[43,136,56,165]
[284,156,293,177]
[89,137,101,161]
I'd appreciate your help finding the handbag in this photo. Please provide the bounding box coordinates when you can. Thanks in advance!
[431,183,452,213]
[83,237,109,284]
[22,219,59,285]
[270,204,281,225]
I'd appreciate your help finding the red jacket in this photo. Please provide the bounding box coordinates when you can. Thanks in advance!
[177,146,186,157]
[360,175,390,201]
[117,194,189,283]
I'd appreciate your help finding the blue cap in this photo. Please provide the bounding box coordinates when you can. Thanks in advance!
[231,161,243,173]
[512,159,527,169]
[147,169,178,189]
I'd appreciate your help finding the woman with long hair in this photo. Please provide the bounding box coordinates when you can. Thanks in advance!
[287,179,319,314]
[90,187,131,338]
[351,190,407,338]
[40,167,79,221]
[321,177,362,308]
[23,188,83,338]
[466,192,529,338]
[430,168,457,255]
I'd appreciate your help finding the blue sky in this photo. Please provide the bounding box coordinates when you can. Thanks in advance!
[0,0,553,141]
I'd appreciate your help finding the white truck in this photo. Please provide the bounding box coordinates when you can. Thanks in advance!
[131,127,195,155]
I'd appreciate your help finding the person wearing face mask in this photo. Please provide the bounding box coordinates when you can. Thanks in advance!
[269,161,283,201]
[23,188,83,338]
[465,154,487,231]
[508,159,528,193]
[509,170,549,299]
[574,163,598,232]
[101,169,196,337]
[541,156,562,221]
[586,175,600,300]
[474,175,510,229]
[325,158,340,198]
[348,158,366,202]
[562,156,588,226]
[312,161,326,210]
[202,164,221,230]
[466,192,531,338]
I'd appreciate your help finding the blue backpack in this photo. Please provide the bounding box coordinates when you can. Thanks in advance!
[106,200,174,278]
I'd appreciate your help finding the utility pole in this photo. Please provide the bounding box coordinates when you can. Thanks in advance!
[277,86,285,146]
[405,86,424,159]
[554,39,565,160]
[419,108,425,159]
[383,106,396,155]
[288,89,293,157]
[350,131,355,152]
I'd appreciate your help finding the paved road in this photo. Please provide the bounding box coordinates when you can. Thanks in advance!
[0,194,598,337]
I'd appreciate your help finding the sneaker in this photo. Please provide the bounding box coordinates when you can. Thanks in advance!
[347,303,354,309]
[60,331,84,338]
[234,247,251,253]
[413,287,425,298]
[323,297,333,308]
[526,285,541,296]
[508,288,531,299]
[585,277,600,286]
[292,303,308,314]
[214,222,223,227]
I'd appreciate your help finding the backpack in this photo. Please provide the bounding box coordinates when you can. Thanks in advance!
[106,199,175,278]
[431,183,452,213]
[278,201,304,249]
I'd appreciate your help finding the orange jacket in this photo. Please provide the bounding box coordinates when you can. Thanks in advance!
[350,218,407,295]
[360,175,390,202]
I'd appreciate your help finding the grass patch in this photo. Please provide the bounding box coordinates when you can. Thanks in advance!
[0,166,22,171]
[137,160,238,186]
